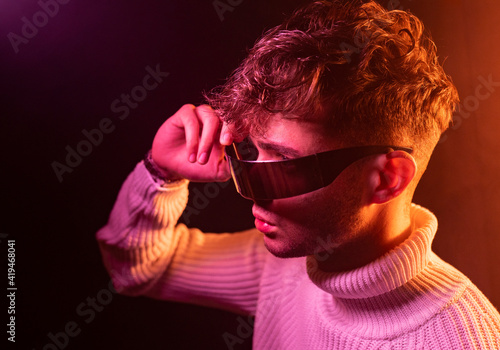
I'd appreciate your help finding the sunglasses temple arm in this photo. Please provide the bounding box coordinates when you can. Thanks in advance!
[232,143,242,160]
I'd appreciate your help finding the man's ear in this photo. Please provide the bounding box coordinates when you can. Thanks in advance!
[367,151,417,204]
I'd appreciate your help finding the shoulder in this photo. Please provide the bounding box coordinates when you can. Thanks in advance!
[419,253,500,349]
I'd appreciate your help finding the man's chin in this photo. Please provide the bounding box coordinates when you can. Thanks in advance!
[263,238,306,259]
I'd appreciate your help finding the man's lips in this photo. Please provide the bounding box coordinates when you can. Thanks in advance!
[252,207,276,234]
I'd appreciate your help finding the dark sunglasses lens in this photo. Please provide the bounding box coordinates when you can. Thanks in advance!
[226,146,324,200]
[225,144,412,200]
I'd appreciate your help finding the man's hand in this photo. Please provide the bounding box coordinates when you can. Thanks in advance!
[151,104,234,182]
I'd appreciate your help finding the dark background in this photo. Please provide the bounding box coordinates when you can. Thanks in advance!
[1,0,499,349]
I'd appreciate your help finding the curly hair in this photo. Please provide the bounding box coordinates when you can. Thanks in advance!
[205,0,458,162]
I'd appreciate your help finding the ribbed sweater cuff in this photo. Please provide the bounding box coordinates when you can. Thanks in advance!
[96,161,189,248]
[95,162,189,294]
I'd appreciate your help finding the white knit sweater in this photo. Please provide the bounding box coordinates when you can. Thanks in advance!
[97,162,500,349]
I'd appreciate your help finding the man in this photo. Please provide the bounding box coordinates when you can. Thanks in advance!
[97,0,500,348]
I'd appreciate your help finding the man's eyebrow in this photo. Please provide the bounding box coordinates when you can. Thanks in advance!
[256,140,301,157]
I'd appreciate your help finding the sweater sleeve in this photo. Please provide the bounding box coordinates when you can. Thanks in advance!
[96,162,267,315]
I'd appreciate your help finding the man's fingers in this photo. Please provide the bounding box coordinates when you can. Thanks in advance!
[152,104,236,183]
[220,122,235,146]
[195,105,221,164]
[176,105,200,163]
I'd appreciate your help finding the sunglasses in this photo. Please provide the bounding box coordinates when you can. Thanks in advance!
[225,140,413,200]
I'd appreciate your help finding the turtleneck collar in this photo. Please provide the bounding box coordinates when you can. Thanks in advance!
[306,204,437,299]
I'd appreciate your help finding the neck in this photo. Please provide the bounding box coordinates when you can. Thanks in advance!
[315,200,413,272]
